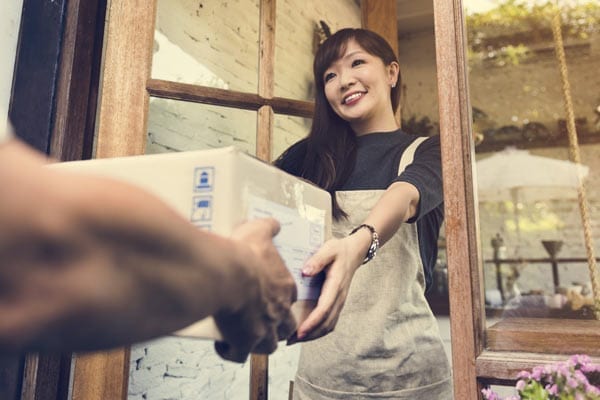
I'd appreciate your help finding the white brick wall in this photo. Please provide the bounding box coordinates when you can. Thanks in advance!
[148,0,359,157]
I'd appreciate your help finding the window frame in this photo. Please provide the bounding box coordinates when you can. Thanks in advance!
[431,0,600,398]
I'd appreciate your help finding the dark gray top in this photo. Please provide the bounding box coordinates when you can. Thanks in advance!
[276,130,444,291]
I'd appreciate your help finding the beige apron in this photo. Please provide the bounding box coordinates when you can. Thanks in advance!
[293,138,453,399]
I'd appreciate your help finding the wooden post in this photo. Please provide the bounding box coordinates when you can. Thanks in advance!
[70,0,157,398]
[432,0,485,398]
[251,1,276,400]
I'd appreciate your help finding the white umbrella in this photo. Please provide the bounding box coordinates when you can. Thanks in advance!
[476,146,589,255]
[476,147,589,203]
[476,147,590,300]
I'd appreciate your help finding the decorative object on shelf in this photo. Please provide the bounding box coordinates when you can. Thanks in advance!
[522,122,552,142]
[542,239,563,293]
[541,240,563,258]
[313,20,332,51]
[400,115,438,137]
[482,354,600,400]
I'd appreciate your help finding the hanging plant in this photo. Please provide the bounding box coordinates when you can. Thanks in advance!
[466,0,600,66]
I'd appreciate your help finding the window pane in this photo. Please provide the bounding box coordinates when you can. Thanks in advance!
[274,0,360,101]
[463,0,600,326]
[127,99,257,399]
[128,337,251,399]
[271,113,311,162]
[146,97,257,155]
[153,0,260,92]
[267,113,312,397]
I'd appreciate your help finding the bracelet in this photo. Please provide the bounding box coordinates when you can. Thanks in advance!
[349,224,380,264]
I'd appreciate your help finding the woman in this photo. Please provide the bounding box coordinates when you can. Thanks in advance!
[275,28,453,399]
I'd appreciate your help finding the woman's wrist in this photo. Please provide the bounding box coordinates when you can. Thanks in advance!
[348,224,379,265]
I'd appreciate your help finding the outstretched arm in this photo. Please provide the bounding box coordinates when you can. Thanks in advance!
[0,139,297,361]
[292,181,419,342]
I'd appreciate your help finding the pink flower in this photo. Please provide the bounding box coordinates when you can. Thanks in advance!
[546,383,558,395]
[517,370,531,379]
[481,387,499,400]
[484,355,600,400]
[567,377,579,388]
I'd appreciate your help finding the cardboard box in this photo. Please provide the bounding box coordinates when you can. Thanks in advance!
[50,146,331,340]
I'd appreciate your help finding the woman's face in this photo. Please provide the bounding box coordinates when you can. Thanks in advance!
[322,39,398,134]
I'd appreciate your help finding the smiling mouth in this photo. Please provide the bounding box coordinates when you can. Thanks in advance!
[342,92,366,105]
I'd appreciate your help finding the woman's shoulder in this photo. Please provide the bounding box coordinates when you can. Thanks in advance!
[412,134,440,155]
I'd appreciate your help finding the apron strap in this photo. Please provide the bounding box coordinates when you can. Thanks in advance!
[397,136,428,175]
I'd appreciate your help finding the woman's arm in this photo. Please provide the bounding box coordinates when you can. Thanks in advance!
[293,181,419,342]
[0,140,297,361]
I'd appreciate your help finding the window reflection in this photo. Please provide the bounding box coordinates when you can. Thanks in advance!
[271,114,312,162]
[146,97,257,154]
[152,0,260,91]
[274,0,360,101]
[464,0,600,323]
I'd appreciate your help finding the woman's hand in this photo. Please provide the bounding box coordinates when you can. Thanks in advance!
[290,227,372,342]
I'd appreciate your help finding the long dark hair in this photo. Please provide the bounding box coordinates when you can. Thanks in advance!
[277,28,401,220]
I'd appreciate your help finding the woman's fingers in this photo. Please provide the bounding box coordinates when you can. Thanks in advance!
[296,265,344,339]
[302,240,338,276]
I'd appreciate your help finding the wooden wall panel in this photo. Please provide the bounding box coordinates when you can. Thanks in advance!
[360,0,399,56]
[71,350,130,400]
[50,0,107,161]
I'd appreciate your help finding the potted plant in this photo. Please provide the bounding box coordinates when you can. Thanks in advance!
[482,355,600,399]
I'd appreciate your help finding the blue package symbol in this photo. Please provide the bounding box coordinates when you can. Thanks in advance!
[191,195,213,222]
[194,167,215,192]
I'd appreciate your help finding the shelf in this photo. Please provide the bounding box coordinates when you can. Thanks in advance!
[486,317,600,356]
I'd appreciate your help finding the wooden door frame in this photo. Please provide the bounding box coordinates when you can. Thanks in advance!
[433,1,600,398]
[432,0,484,397]
[5,1,107,400]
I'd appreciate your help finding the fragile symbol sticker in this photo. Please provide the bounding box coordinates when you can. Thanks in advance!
[191,195,213,222]
[193,167,214,192]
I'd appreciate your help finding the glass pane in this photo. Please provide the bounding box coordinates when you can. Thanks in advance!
[146,97,257,155]
[268,113,311,400]
[271,113,311,162]
[153,0,260,92]
[268,343,301,400]
[463,0,600,326]
[128,337,250,399]
[273,0,360,101]
[127,99,256,399]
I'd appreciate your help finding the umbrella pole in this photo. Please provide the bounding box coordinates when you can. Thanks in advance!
[510,188,521,257]
[552,6,600,320]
